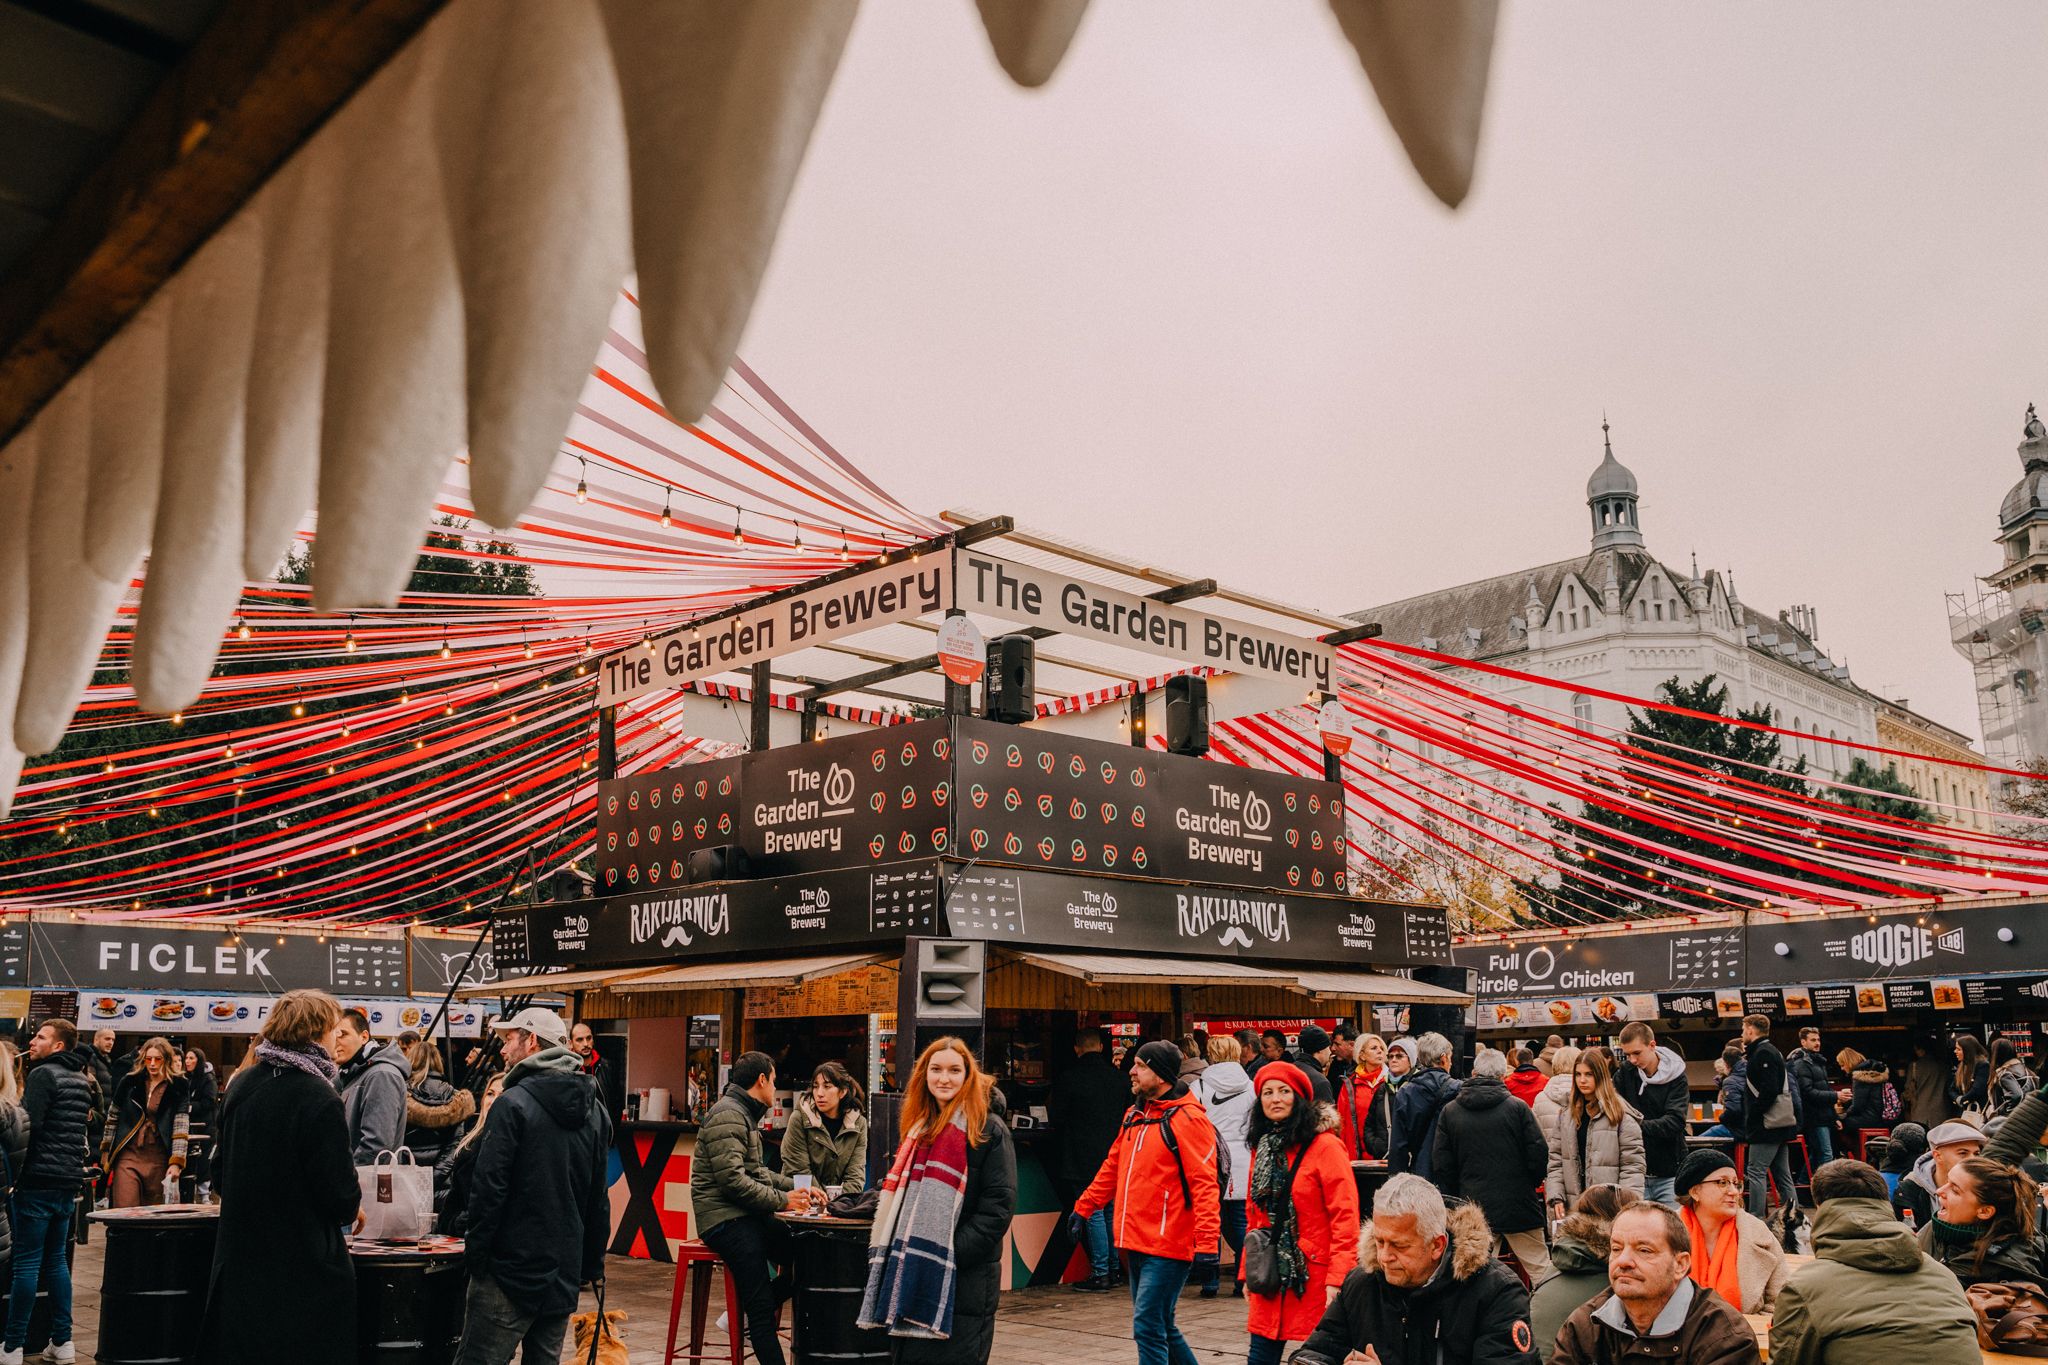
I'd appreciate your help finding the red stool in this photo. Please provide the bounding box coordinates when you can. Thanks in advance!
[664,1241,744,1365]
[1736,1138,1812,1210]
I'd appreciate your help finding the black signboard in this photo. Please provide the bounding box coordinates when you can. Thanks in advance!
[743,722,953,876]
[494,862,943,972]
[1657,991,1719,1023]
[935,864,1448,966]
[25,990,74,1029]
[1455,925,1745,1002]
[1885,980,1934,1011]
[1809,984,1859,1016]
[0,921,28,988]
[408,931,503,997]
[1150,748,1347,894]
[1742,988,1783,1016]
[596,755,743,894]
[954,718,1166,879]
[30,922,409,995]
[1747,904,2048,986]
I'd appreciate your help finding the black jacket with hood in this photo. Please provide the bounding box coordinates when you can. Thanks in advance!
[1788,1046,1838,1131]
[1390,1066,1460,1183]
[462,1046,612,1315]
[1433,1075,1550,1235]
[1291,1201,1539,1365]
[1742,1038,1799,1144]
[21,1044,95,1191]
[1614,1045,1691,1180]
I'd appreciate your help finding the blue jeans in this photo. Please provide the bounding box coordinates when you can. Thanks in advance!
[1199,1200,1247,1289]
[452,1273,570,1365]
[1804,1125,1835,1168]
[1084,1204,1114,1280]
[1645,1175,1676,1206]
[1128,1251,1198,1365]
[5,1188,74,1350]
[1699,1124,1735,1140]
[1247,1335,1286,1365]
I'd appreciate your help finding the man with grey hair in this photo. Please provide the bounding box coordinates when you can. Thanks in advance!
[1389,1032,1459,1186]
[1435,1047,1553,1282]
[1551,1203,1760,1363]
[1293,1173,1539,1365]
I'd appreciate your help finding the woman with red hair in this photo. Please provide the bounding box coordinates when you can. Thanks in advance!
[859,1038,1016,1364]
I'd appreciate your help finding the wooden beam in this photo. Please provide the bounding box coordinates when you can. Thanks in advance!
[0,0,450,445]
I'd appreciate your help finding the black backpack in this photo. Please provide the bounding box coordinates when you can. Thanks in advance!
[1123,1101,1226,1209]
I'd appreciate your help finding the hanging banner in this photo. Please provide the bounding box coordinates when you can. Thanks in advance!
[1746,903,2048,985]
[597,557,954,706]
[956,550,1334,691]
[32,922,409,996]
[936,615,986,686]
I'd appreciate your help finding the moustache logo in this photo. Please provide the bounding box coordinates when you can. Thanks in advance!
[1219,926,1254,948]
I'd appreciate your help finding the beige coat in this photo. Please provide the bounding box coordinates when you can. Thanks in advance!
[1694,1208,1790,1313]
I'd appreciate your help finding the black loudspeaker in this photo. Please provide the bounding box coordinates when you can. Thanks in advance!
[685,845,749,884]
[897,938,987,1077]
[1165,675,1210,756]
[983,635,1036,724]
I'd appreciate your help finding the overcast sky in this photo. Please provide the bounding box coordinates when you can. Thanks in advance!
[738,2,2048,742]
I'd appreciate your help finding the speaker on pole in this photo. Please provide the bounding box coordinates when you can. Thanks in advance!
[1165,675,1210,756]
[983,635,1036,724]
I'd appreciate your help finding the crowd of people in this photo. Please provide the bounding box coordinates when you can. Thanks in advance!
[0,1005,2036,1363]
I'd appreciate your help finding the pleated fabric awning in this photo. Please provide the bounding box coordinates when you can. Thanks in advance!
[607,950,889,993]
[455,963,672,997]
[1010,950,1303,988]
[0,0,1499,806]
[1289,970,1473,1005]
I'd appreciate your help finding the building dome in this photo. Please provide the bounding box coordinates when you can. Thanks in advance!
[2001,468,2048,529]
[1586,420,1638,499]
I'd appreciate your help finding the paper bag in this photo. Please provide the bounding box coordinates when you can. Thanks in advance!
[356,1148,433,1240]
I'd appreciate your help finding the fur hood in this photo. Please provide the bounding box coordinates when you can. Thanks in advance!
[1315,1101,1340,1136]
[406,1085,476,1131]
[1357,1200,1494,1283]
[1852,1062,1891,1084]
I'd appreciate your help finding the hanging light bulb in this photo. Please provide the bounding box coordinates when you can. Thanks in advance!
[236,616,251,640]
[170,711,183,727]
[522,627,534,660]
[792,519,803,550]
[575,456,588,504]
[732,506,744,544]
[840,529,851,561]
[660,487,672,527]
[581,628,592,659]
[291,695,305,718]
[439,629,452,660]
[343,613,357,653]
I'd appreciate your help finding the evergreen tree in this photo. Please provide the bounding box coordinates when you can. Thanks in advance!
[1832,756,1930,824]
[1523,674,1808,920]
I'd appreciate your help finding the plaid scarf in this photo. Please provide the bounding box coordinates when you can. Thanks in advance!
[858,1109,971,1339]
[1249,1132,1309,1295]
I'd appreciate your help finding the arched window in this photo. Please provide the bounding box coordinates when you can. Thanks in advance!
[1572,693,1593,728]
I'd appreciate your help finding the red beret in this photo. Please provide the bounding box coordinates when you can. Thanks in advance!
[1257,1061,1314,1102]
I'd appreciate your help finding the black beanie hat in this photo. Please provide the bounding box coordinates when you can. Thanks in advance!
[1676,1147,1736,1197]
[1134,1040,1183,1085]
[1297,1026,1332,1056]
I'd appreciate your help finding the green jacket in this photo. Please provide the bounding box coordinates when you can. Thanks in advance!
[1530,1233,1609,1364]
[779,1094,867,1193]
[689,1085,794,1237]
[1769,1197,1979,1365]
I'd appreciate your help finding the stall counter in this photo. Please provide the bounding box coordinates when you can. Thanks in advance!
[608,1120,698,1261]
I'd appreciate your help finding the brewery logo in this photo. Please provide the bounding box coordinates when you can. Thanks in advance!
[871,749,887,772]
[971,785,989,809]
[1100,802,1117,824]
[971,740,990,764]
[1100,762,1117,784]
[1007,745,1023,767]
[1005,788,1021,811]
[901,785,917,809]
[1004,833,1023,856]
[627,792,639,811]
[932,738,950,760]
[869,835,886,858]
[898,831,915,853]
[1037,794,1054,818]
[1244,791,1272,834]
[1069,798,1087,820]
[1068,755,1086,778]
[1037,837,1056,860]
[871,793,886,813]
[823,763,856,808]
[1070,839,1087,862]
[1037,752,1054,773]
[901,742,918,766]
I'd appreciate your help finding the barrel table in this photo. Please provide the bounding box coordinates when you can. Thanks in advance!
[774,1212,887,1365]
[1351,1159,1390,1213]
[348,1235,468,1365]
[87,1204,220,1365]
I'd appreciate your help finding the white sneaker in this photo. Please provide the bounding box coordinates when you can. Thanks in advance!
[0,1346,21,1365]
[715,1311,728,1335]
[44,1344,73,1364]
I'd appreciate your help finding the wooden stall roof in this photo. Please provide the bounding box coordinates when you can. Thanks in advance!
[456,963,669,997]
[609,951,888,994]
[1291,969,1473,1005]
[1007,949,1301,989]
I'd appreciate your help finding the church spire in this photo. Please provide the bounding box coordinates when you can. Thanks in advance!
[1587,417,1644,550]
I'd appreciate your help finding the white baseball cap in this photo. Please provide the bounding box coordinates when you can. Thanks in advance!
[491,1007,569,1049]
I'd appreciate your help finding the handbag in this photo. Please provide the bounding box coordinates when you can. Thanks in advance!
[1239,1145,1310,1296]
[1967,1281,2048,1357]
[1747,1070,1796,1131]
[355,1148,433,1240]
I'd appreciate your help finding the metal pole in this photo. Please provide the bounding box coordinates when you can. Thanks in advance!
[751,660,773,750]
[596,705,618,781]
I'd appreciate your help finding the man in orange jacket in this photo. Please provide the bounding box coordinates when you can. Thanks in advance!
[1071,1040,1222,1365]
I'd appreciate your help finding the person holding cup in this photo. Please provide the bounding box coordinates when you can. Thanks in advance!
[782,1061,868,1198]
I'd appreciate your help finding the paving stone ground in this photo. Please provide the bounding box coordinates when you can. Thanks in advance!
[61,1236,1262,1364]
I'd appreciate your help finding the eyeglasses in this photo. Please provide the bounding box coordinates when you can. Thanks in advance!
[1695,1177,1743,1192]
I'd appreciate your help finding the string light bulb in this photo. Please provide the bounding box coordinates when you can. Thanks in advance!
[522,627,534,660]
[732,506,744,544]
[170,711,183,727]
[660,487,672,527]
[840,529,850,560]
[439,630,452,660]
[575,456,588,505]
[343,614,357,653]
[236,616,251,640]
[792,519,803,550]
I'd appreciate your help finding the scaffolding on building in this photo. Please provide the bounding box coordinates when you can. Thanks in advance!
[1948,585,2041,809]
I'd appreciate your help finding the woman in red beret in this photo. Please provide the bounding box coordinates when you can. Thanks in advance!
[1240,1061,1360,1364]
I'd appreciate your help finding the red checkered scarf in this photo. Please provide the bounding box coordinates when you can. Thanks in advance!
[857,1110,971,1339]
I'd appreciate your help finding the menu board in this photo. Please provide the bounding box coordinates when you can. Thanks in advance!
[73,992,491,1038]
[1457,923,1745,1002]
[1808,984,1859,1015]
[1885,980,1934,1011]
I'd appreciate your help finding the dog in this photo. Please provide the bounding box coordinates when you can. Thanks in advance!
[569,1308,629,1365]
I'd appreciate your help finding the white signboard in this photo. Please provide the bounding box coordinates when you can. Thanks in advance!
[956,551,1334,691]
[598,557,954,706]
[936,615,986,686]
[75,993,493,1038]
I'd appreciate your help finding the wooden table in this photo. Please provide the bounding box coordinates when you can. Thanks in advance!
[774,1211,885,1365]
[1746,1310,2029,1363]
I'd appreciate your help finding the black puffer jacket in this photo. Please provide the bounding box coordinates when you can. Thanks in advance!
[893,1110,1017,1365]
[463,1049,612,1316]
[1788,1046,1837,1129]
[1293,1202,1538,1365]
[1433,1075,1550,1235]
[20,1045,94,1191]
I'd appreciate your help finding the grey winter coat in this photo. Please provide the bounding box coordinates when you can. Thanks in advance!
[1543,1104,1646,1204]
[338,1040,411,1165]
[779,1094,867,1193]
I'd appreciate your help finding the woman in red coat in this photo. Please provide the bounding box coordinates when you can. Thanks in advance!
[1241,1061,1360,1365]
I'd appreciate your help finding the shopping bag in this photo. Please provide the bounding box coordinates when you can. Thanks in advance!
[356,1149,433,1240]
